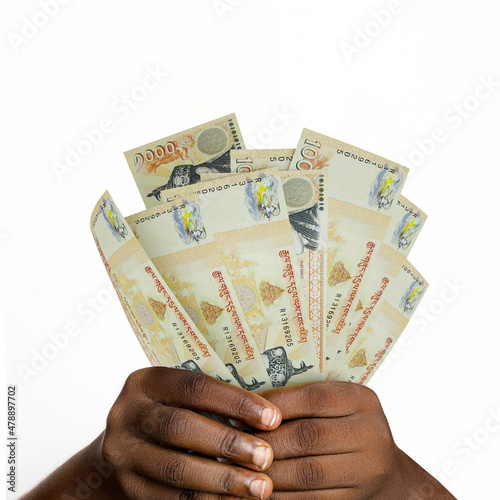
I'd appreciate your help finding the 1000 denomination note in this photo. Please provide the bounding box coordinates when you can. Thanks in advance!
[278,170,328,373]
[91,191,237,383]
[124,114,245,208]
[126,202,273,392]
[230,149,294,172]
[288,130,410,376]
[160,169,321,387]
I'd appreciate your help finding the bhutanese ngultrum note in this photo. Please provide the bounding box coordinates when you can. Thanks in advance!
[198,169,330,370]
[325,200,391,372]
[125,203,273,392]
[90,191,237,384]
[160,169,321,387]
[124,114,245,208]
[337,195,428,374]
[340,261,428,385]
[230,149,295,172]
[277,171,328,372]
[287,129,410,375]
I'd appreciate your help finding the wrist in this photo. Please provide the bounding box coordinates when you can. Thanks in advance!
[20,433,123,500]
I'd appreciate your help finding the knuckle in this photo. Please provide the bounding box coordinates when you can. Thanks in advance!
[335,418,354,441]
[230,390,257,420]
[119,472,146,500]
[181,492,224,500]
[159,408,190,444]
[358,385,381,410]
[219,468,237,493]
[162,455,188,487]
[217,430,241,458]
[294,419,321,452]
[105,404,123,430]
[179,371,210,406]
[101,433,127,469]
[300,384,325,413]
[297,457,324,490]
[123,368,147,393]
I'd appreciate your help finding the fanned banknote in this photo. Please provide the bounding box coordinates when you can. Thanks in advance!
[198,168,329,370]
[287,129,410,376]
[329,196,428,379]
[91,191,237,383]
[278,170,328,372]
[340,261,428,384]
[324,200,391,370]
[125,203,273,392]
[159,169,321,387]
[107,118,433,390]
[124,114,245,208]
[230,149,294,172]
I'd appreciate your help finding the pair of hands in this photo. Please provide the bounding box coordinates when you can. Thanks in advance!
[99,367,415,499]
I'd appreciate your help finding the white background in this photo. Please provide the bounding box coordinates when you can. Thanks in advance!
[3,1,500,498]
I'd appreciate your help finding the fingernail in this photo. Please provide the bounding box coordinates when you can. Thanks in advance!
[253,445,272,469]
[260,407,278,428]
[249,478,268,499]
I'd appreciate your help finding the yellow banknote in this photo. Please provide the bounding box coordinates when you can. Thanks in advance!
[384,195,427,255]
[329,196,428,379]
[278,170,328,373]
[91,191,237,383]
[125,202,273,392]
[124,114,245,208]
[230,149,295,172]
[324,200,391,373]
[160,169,321,387]
[287,130,410,376]
[340,261,428,385]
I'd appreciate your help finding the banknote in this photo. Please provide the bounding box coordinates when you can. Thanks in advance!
[287,130,410,375]
[384,195,427,255]
[329,196,428,378]
[230,149,294,172]
[324,200,391,372]
[159,169,321,387]
[278,170,328,372]
[91,191,237,383]
[124,114,245,208]
[125,203,273,392]
[340,261,428,384]
[198,169,329,370]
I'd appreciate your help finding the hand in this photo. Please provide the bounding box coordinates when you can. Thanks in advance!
[253,382,455,499]
[99,367,282,499]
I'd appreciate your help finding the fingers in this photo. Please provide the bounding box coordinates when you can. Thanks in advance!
[136,404,273,471]
[258,381,378,420]
[119,472,257,500]
[266,454,360,491]
[131,440,273,499]
[135,367,282,431]
[253,417,359,459]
